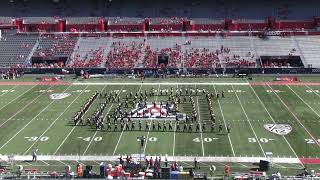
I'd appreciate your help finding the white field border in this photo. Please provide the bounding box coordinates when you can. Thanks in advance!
[143,84,161,154]
[247,83,304,167]
[232,85,266,157]
[0,155,302,164]
[195,85,205,156]
[73,82,249,86]
[213,84,235,157]
[111,85,136,155]
[267,84,320,148]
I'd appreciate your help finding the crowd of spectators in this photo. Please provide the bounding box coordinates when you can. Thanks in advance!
[1,68,22,79]
[143,44,182,68]
[106,41,143,69]
[32,61,65,68]
[185,48,220,68]
[262,60,292,68]
[69,47,105,68]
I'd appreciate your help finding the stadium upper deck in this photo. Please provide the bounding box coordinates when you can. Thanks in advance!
[0,0,320,70]
[1,0,320,19]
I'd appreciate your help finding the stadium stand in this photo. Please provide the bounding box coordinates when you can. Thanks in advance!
[0,32,37,67]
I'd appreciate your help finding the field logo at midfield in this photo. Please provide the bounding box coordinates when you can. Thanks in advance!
[264,124,292,135]
[130,102,185,119]
[49,93,71,100]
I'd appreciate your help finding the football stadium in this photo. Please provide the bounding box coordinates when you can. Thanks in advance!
[1,0,320,179]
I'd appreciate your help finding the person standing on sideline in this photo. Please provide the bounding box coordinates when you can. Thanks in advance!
[32,149,38,162]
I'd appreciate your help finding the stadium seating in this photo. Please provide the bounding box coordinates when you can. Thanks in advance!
[0,32,37,67]
[68,37,111,68]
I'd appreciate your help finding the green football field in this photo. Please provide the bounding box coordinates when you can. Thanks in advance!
[0,76,320,171]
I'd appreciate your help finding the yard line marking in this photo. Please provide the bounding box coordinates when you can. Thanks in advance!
[23,85,90,155]
[53,86,101,155]
[93,161,100,165]
[238,163,249,168]
[0,85,17,97]
[288,85,320,118]
[248,83,304,167]
[0,85,35,111]
[172,84,178,156]
[57,160,68,166]
[82,85,110,155]
[232,85,266,157]
[75,160,85,166]
[0,84,73,151]
[143,84,161,154]
[195,85,205,157]
[267,84,320,148]
[112,85,141,155]
[24,161,33,166]
[305,85,320,98]
[0,85,40,128]
[180,161,194,167]
[173,123,176,156]
[40,160,50,166]
[213,85,235,157]
[273,163,286,169]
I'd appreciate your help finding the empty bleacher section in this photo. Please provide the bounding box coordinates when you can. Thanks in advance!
[68,37,111,68]
[31,34,77,68]
[295,36,320,68]
[220,36,256,68]
[0,33,37,67]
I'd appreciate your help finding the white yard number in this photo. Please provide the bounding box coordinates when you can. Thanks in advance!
[113,90,127,93]
[148,137,157,142]
[193,137,217,143]
[306,90,320,93]
[1,90,15,93]
[37,90,53,93]
[137,137,157,142]
[305,139,320,144]
[227,90,244,93]
[25,136,49,142]
[82,137,102,142]
[248,137,269,143]
[193,137,201,142]
[74,90,91,93]
[266,90,281,93]
[204,138,213,142]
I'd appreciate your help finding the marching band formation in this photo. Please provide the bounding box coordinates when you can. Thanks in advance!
[72,87,231,134]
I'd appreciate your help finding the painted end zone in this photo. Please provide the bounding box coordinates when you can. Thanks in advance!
[299,158,320,164]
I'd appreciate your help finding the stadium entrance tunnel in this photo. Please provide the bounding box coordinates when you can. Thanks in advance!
[260,56,304,68]
[31,56,68,66]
